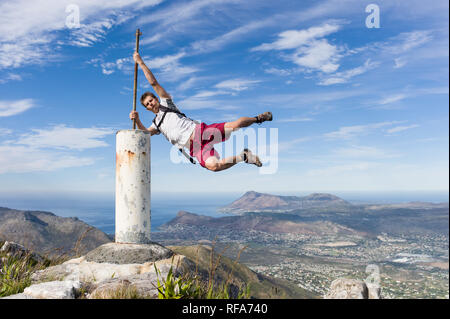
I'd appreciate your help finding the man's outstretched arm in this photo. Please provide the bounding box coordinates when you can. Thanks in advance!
[133,52,171,99]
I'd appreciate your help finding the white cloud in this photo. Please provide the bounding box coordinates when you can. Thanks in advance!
[176,96,239,111]
[332,145,399,159]
[0,36,55,69]
[176,76,213,91]
[177,78,260,110]
[277,117,314,123]
[190,18,277,54]
[68,18,115,47]
[252,22,342,52]
[323,121,402,140]
[291,39,342,73]
[252,22,345,74]
[96,52,198,81]
[257,88,368,110]
[0,99,35,117]
[0,128,12,136]
[385,31,433,55]
[214,79,261,92]
[14,125,114,150]
[386,124,419,134]
[378,94,408,105]
[138,0,242,45]
[0,0,162,69]
[138,0,233,27]
[264,67,292,76]
[278,137,312,152]
[100,57,134,75]
[146,52,199,82]
[319,59,379,85]
[0,124,114,174]
[371,87,448,109]
[0,145,96,174]
[0,72,23,84]
[191,90,226,98]
[394,57,407,69]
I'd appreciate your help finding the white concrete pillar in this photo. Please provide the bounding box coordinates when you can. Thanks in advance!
[115,129,151,244]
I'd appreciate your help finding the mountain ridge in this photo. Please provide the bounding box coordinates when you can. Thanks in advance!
[218,191,353,214]
[0,207,111,255]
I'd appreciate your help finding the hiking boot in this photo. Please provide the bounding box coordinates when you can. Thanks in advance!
[255,111,272,124]
[241,148,262,167]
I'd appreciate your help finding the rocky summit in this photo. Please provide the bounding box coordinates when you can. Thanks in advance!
[2,241,314,299]
[3,242,192,299]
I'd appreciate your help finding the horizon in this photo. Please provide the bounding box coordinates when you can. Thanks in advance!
[0,189,448,205]
[0,0,448,195]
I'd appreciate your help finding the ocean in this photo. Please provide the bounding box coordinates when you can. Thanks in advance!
[0,192,239,235]
[0,191,448,235]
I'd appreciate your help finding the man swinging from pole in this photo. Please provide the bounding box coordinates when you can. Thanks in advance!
[129,52,273,172]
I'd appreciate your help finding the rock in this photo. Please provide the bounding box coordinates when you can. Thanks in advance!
[1,293,36,299]
[367,283,381,299]
[87,272,161,299]
[87,261,193,299]
[3,240,196,299]
[32,254,190,284]
[84,242,173,264]
[31,260,81,283]
[1,241,44,264]
[324,278,369,299]
[23,280,81,299]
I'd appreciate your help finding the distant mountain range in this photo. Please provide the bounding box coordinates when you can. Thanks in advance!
[173,191,449,237]
[218,191,354,214]
[219,191,448,214]
[0,207,111,255]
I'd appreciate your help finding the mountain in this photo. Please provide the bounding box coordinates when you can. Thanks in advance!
[168,245,318,299]
[216,191,449,236]
[218,191,353,214]
[162,210,364,236]
[0,207,111,256]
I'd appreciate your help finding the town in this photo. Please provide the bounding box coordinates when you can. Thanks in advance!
[153,224,449,299]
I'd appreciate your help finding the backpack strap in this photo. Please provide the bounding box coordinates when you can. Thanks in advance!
[152,110,168,133]
[152,105,188,133]
[152,107,196,165]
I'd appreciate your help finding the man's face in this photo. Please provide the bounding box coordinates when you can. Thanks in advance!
[143,95,160,113]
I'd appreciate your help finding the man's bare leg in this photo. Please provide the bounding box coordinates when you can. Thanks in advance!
[204,149,261,172]
[224,112,272,139]
[204,154,243,172]
[224,116,257,139]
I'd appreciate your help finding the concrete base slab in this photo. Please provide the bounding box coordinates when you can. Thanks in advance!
[84,242,173,264]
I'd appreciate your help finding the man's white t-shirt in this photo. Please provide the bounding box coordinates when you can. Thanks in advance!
[150,98,198,149]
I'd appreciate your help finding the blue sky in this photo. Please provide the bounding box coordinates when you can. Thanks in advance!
[0,0,448,196]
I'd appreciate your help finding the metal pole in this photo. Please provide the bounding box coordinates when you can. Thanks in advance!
[133,29,142,130]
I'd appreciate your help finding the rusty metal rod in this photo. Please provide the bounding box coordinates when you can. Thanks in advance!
[133,29,142,129]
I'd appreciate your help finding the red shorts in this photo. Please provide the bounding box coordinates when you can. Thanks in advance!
[190,122,226,168]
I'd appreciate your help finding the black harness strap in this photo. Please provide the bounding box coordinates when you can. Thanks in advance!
[152,105,187,132]
[152,104,196,165]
